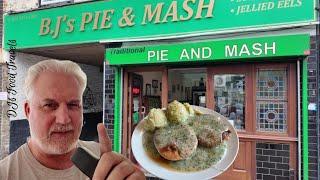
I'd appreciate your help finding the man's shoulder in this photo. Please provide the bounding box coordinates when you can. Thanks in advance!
[78,140,100,157]
[0,143,26,165]
[0,144,27,179]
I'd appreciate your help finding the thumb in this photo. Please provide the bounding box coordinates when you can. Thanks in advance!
[97,123,112,154]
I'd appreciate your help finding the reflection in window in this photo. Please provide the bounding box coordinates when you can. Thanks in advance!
[214,74,245,130]
[168,68,206,107]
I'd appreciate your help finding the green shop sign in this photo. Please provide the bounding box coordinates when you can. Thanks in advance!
[105,34,310,65]
[4,0,316,50]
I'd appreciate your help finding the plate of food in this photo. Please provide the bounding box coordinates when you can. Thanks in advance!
[131,100,239,180]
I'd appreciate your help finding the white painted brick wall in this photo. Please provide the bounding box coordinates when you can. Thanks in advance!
[3,0,38,13]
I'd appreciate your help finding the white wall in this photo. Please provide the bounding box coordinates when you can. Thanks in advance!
[168,71,206,102]
[136,71,206,101]
[182,73,206,88]
[168,71,183,101]
[4,51,103,121]
[3,0,38,13]
[4,0,94,13]
[137,72,162,96]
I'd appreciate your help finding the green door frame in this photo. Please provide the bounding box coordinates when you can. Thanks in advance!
[302,58,309,180]
[113,66,122,153]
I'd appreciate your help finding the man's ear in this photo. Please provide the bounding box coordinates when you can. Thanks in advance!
[24,101,30,120]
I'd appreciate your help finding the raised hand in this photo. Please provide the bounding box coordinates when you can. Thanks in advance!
[92,123,145,180]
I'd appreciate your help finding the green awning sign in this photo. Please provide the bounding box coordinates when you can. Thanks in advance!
[4,0,317,50]
[105,34,310,65]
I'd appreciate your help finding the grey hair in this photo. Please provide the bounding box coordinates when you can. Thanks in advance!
[24,60,87,100]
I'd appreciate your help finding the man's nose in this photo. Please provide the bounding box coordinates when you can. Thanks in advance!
[55,104,71,124]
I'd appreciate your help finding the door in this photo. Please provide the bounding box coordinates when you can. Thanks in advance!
[207,65,253,179]
[127,73,144,161]
[122,66,166,162]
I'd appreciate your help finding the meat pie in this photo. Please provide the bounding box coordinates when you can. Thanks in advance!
[197,127,231,148]
[153,124,198,161]
[190,114,231,148]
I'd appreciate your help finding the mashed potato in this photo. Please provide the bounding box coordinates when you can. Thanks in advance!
[184,103,195,116]
[166,100,189,123]
[144,108,168,131]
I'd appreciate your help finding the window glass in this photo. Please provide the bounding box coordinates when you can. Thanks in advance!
[168,68,206,107]
[214,74,245,130]
[256,69,287,132]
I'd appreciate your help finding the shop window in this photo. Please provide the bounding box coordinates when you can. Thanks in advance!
[168,68,206,106]
[214,74,245,130]
[256,69,288,132]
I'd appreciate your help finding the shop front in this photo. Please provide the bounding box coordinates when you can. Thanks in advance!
[3,0,318,179]
[106,34,309,179]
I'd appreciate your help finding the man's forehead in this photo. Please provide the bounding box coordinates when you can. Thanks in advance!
[41,98,82,102]
[31,71,83,101]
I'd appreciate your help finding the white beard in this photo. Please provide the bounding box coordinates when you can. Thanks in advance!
[30,123,81,155]
[39,135,78,155]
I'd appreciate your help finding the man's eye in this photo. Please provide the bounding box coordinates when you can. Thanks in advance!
[44,103,57,109]
[68,103,80,109]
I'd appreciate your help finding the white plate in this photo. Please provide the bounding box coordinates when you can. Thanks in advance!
[131,106,239,180]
